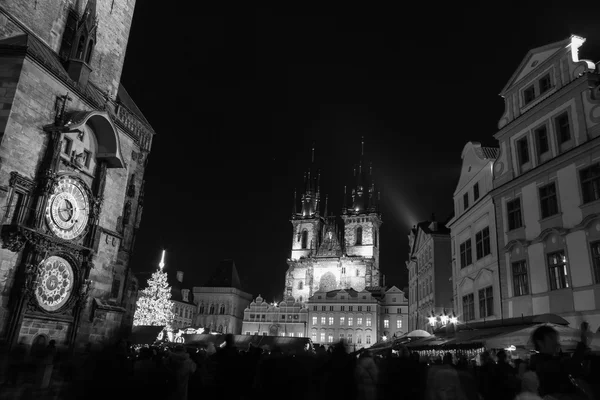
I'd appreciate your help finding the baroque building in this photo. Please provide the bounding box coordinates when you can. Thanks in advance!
[169,270,195,330]
[406,218,453,332]
[447,143,501,324]
[242,295,309,337]
[193,260,252,335]
[0,0,154,349]
[285,144,381,302]
[492,35,600,331]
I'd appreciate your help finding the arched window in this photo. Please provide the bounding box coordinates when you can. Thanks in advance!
[298,281,303,290]
[85,40,94,64]
[199,305,205,314]
[301,230,308,249]
[356,226,363,245]
[76,35,86,59]
[219,305,225,315]
[209,305,215,314]
[218,325,223,333]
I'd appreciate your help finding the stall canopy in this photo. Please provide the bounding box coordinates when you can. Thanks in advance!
[183,334,312,352]
[130,325,165,345]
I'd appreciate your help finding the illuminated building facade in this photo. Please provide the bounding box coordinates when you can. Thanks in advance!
[241,295,308,337]
[285,143,381,303]
[0,0,154,349]
[447,143,501,324]
[193,260,252,334]
[406,219,453,332]
[371,286,409,339]
[170,271,195,330]
[492,35,600,331]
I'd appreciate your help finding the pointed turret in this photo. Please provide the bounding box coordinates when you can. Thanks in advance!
[294,143,321,219]
[346,137,378,215]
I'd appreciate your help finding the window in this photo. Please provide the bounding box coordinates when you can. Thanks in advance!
[535,126,550,154]
[357,317,363,325]
[548,251,569,290]
[263,332,267,336]
[312,316,317,325]
[347,334,353,344]
[301,230,308,249]
[321,317,326,325]
[366,317,371,327]
[83,150,91,168]
[219,305,225,315]
[463,192,469,210]
[397,308,401,314]
[288,332,294,337]
[328,334,333,343]
[357,335,362,344]
[329,306,334,311]
[384,319,389,328]
[199,305,204,314]
[209,305,215,314]
[356,226,363,245]
[540,74,552,94]
[313,306,317,311]
[473,183,480,201]
[512,260,529,296]
[517,137,530,166]
[340,316,345,325]
[62,137,73,155]
[356,269,359,277]
[475,227,491,259]
[320,333,325,342]
[341,306,345,311]
[348,317,353,326]
[589,241,600,284]
[384,307,389,314]
[357,306,362,312]
[397,320,402,329]
[339,333,345,340]
[311,332,317,341]
[321,306,326,311]
[555,113,571,145]
[328,317,334,325]
[246,331,251,336]
[281,315,285,320]
[462,293,475,321]
[298,281,303,290]
[366,334,371,344]
[524,86,535,104]
[478,286,494,318]
[349,306,353,311]
[460,239,473,268]
[539,182,559,219]
[366,306,371,312]
[341,267,346,274]
[580,164,600,204]
[110,278,120,299]
[507,198,523,230]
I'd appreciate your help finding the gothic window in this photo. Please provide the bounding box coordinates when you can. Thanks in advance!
[110,277,121,299]
[301,230,308,249]
[298,281,303,290]
[219,305,225,315]
[356,226,363,245]
[209,305,215,314]
[85,40,94,63]
[76,35,86,60]
[199,305,205,314]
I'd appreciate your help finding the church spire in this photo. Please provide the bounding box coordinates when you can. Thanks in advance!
[296,143,320,219]
[346,137,378,215]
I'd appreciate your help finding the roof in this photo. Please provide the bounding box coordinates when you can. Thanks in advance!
[478,147,500,160]
[204,259,243,290]
[325,288,359,298]
[117,84,151,126]
[415,220,451,236]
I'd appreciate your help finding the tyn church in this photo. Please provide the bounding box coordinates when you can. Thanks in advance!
[285,144,381,302]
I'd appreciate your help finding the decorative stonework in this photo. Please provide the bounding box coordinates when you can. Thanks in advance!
[34,256,74,312]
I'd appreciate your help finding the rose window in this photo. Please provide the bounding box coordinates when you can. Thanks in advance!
[34,256,74,312]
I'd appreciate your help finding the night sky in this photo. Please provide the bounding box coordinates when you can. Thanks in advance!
[120,3,600,301]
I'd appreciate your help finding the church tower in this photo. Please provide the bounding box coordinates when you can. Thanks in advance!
[341,138,382,287]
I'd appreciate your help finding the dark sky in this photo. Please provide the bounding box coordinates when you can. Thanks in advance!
[120,3,600,301]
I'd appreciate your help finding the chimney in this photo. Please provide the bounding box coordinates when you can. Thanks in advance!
[181,289,189,303]
[429,213,438,231]
[176,271,184,283]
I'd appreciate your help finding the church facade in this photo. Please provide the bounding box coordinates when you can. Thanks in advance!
[285,146,382,303]
[0,0,154,349]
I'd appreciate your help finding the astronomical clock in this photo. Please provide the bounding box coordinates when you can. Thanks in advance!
[0,1,155,348]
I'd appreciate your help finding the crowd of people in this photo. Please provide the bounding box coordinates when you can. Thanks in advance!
[0,324,599,400]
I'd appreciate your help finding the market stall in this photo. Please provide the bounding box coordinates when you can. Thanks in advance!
[129,325,166,345]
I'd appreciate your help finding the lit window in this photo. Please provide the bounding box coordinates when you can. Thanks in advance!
[384,319,389,328]
[357,335,362,344]
[328,317,334,325]
[548,251,569,290]
[366,317,371,327]
[366,335,371,344]
[478,286,494,318]
[512,260,529,296]
[320,332,325,342]
[357,317,363,326]
[462,293,475,321]
[348,317,353,326]
[340,333,345,340]
[245,331,250,335]
[289,332,294,337]
[340,317,345,325]
[321,317,326,325]
[347,334,353,344]
[328,334,333,343]
[397,320,402,329]
[312,316,317,325]
[311,332,317,342]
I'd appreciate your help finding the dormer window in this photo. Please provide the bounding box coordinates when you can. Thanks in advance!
[539,74,552,94]
[523,86,535,105]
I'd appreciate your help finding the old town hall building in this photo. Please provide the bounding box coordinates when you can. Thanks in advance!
[0,0,154,349]
[285,144,382,303]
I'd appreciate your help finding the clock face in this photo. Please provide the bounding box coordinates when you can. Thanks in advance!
[34,256,74,312]
[45,175,90,240]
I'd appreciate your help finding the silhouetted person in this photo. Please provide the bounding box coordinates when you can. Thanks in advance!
[164,345,196,400]
[355,350,378,400]
[6,337,28,386]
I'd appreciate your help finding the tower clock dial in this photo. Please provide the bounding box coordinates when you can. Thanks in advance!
[45,175,90,240]
[34,255,74,312]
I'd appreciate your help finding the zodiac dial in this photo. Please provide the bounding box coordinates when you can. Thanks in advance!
[45,176,90,240]
[34,256,74,312]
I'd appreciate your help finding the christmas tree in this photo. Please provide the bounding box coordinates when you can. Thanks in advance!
[133,250,175,329]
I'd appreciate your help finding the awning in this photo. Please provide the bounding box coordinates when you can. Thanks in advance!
[129,325,165,345]
[183,334,312,352]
